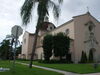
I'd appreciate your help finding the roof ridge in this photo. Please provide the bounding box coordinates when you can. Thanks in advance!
[73,12,89,18]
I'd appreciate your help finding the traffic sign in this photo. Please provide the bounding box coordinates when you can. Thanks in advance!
[11,25,23,38]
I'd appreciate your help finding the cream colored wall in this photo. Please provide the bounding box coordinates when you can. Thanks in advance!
[74,14,91,63]
[21,32,29,59]
[89,16,100,62]
[22,32,44,59]
[26,34,40,59]
[36,47,43,59]
[74,14,100,63]
[40,21,75,41]
[49,21,75,39]
[36,37,41,47]
[21,32,35,59]
[26,35,34,59]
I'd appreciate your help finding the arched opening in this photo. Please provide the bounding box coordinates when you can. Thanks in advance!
[89,48,96,62]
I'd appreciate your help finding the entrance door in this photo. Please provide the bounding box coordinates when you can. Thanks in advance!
[90,48,96,62]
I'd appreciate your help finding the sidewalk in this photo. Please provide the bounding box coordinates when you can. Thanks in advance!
[17,62,100,75]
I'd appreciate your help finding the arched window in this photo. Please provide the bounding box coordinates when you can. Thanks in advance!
[88,25,93,32]
[65,29,69,35]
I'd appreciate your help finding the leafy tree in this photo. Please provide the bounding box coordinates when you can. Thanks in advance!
[66,53,72,63]
[43,34,53,61]
[21,0,63,68]
[80,51,87,63]
[53,32,70,61]
[88,49,94,63]
[0,40,10,60]
[16,45,22,57]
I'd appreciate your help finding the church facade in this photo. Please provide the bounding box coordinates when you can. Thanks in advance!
[19,12,100,63]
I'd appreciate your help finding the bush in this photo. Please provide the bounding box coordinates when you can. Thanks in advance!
[42,32,71,63]
[53,33,70,61]
[43,34,53,61]
[80,51,87,63]
[66,53,72,63]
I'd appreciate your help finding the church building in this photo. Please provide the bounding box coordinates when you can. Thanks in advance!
[19,12,100,63]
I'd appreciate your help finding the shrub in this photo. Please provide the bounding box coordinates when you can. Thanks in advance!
[43,34,53,61]
[80,51,87,63]
[53,32,70,61]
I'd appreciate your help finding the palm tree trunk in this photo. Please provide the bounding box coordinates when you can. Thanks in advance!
[29,27,39,68]
[29,3,46,68]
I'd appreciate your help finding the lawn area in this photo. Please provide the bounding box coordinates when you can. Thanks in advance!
[17,60,100,74]
[0,60,63,75]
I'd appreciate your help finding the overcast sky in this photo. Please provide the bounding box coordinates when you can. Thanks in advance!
[0,0,100,42]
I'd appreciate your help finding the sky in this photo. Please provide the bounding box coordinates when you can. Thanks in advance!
[0,0,100,42]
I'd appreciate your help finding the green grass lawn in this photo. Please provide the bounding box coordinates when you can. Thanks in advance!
[17,60,100,74]
[0,60,63,75]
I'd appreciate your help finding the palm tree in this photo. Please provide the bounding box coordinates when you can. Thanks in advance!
[21,0,63,68]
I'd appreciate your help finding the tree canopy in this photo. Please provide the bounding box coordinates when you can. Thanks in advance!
[21,0,63,25]
[53,32,70,60]
[43,34,53,61]
[0,40,10,60]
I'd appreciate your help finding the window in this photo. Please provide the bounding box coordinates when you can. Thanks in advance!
[65,29,69,35]
[88,25,93,32]
[47,25,54,31]
[50,27,53,30]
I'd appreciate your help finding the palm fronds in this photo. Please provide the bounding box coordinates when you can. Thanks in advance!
[21,0,37,25]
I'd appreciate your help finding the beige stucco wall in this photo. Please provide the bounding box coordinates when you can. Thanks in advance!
[27,34,35,59]
[36,47,43,59]
[41,20,75,39]
[21,32,35,59]
[90,15,100,62]
[21,32,29,59]
[74,13,100,63]
[26,34,41,59]
[74,14,90,63]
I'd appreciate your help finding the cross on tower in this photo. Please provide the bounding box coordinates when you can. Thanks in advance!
[87,6,89,12]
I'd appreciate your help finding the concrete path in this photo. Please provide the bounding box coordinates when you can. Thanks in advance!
[16,62,100,75]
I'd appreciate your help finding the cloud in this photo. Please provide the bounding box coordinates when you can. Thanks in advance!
[0,0,24,42]
[58,0,100,25]
[0,0,100,42]
[82,0,100,19]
